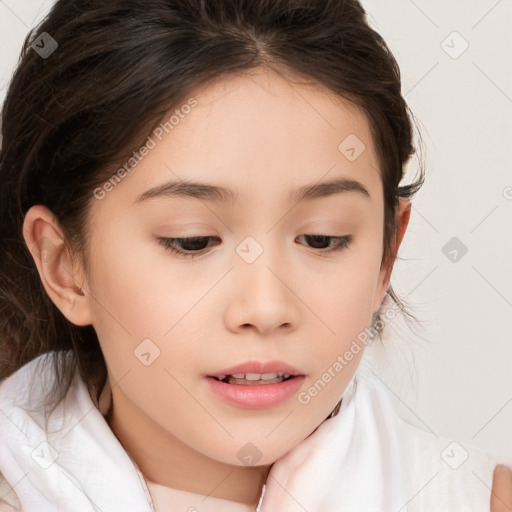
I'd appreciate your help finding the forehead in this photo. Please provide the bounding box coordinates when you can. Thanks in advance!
[98,66,383,210]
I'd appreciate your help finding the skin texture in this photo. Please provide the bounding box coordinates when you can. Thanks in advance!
[23,66,412,509]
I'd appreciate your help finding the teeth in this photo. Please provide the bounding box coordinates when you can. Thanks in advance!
[227,372,290,380]
[214,372,294,384]
[245,373,260,381]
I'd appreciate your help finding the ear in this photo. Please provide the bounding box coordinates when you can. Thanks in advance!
[22,205,93,326]
[373,197,411,311]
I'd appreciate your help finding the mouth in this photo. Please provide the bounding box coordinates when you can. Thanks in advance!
[206,373,305,409]
[205,361,306,409]
[210,372,296,385]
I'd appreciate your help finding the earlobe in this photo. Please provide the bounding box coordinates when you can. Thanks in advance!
[22,205,93,326]
[373,197,412,311]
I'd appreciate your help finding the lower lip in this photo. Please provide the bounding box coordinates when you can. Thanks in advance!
[206,375,306,409]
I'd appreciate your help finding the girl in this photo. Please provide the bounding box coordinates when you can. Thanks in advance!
[0,0,510,510]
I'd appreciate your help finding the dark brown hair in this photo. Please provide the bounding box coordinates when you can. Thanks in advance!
[0,0,424,412]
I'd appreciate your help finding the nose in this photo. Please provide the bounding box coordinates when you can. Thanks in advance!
[223,250,300,337]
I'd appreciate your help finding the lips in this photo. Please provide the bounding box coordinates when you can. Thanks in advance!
[205,361,306,409]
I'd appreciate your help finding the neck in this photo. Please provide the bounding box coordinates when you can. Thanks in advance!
[106,387,272,508]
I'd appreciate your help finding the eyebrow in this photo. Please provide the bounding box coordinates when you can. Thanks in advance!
[133,176,371,205]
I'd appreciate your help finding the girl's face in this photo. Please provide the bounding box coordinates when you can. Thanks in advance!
[29,66,407,472]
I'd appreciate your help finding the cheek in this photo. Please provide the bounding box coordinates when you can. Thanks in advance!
[304,235,383,331]
[292,255,382,416]
[296,235,384,385]
[86,228,212,381]
[85,235,159,372]
[304,269,377,369]
[87,228,187,333]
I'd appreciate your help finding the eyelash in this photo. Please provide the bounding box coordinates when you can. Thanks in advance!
[157,234,353,258]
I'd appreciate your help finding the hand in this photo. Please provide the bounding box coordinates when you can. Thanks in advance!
[491,464,512,511]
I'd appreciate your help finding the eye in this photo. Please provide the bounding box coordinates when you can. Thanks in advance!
[157,234,353,259]
[296,234,353,254]
[157,236,220,258]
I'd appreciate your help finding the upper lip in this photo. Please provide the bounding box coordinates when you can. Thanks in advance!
[207,360,305,378]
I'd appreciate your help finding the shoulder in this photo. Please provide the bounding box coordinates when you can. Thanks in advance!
[0,471,21,511]
[0,352,60,512]
[398,416,499,511]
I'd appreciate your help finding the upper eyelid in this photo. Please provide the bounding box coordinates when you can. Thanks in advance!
[163,234,350,241]
[160,234,352,250]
